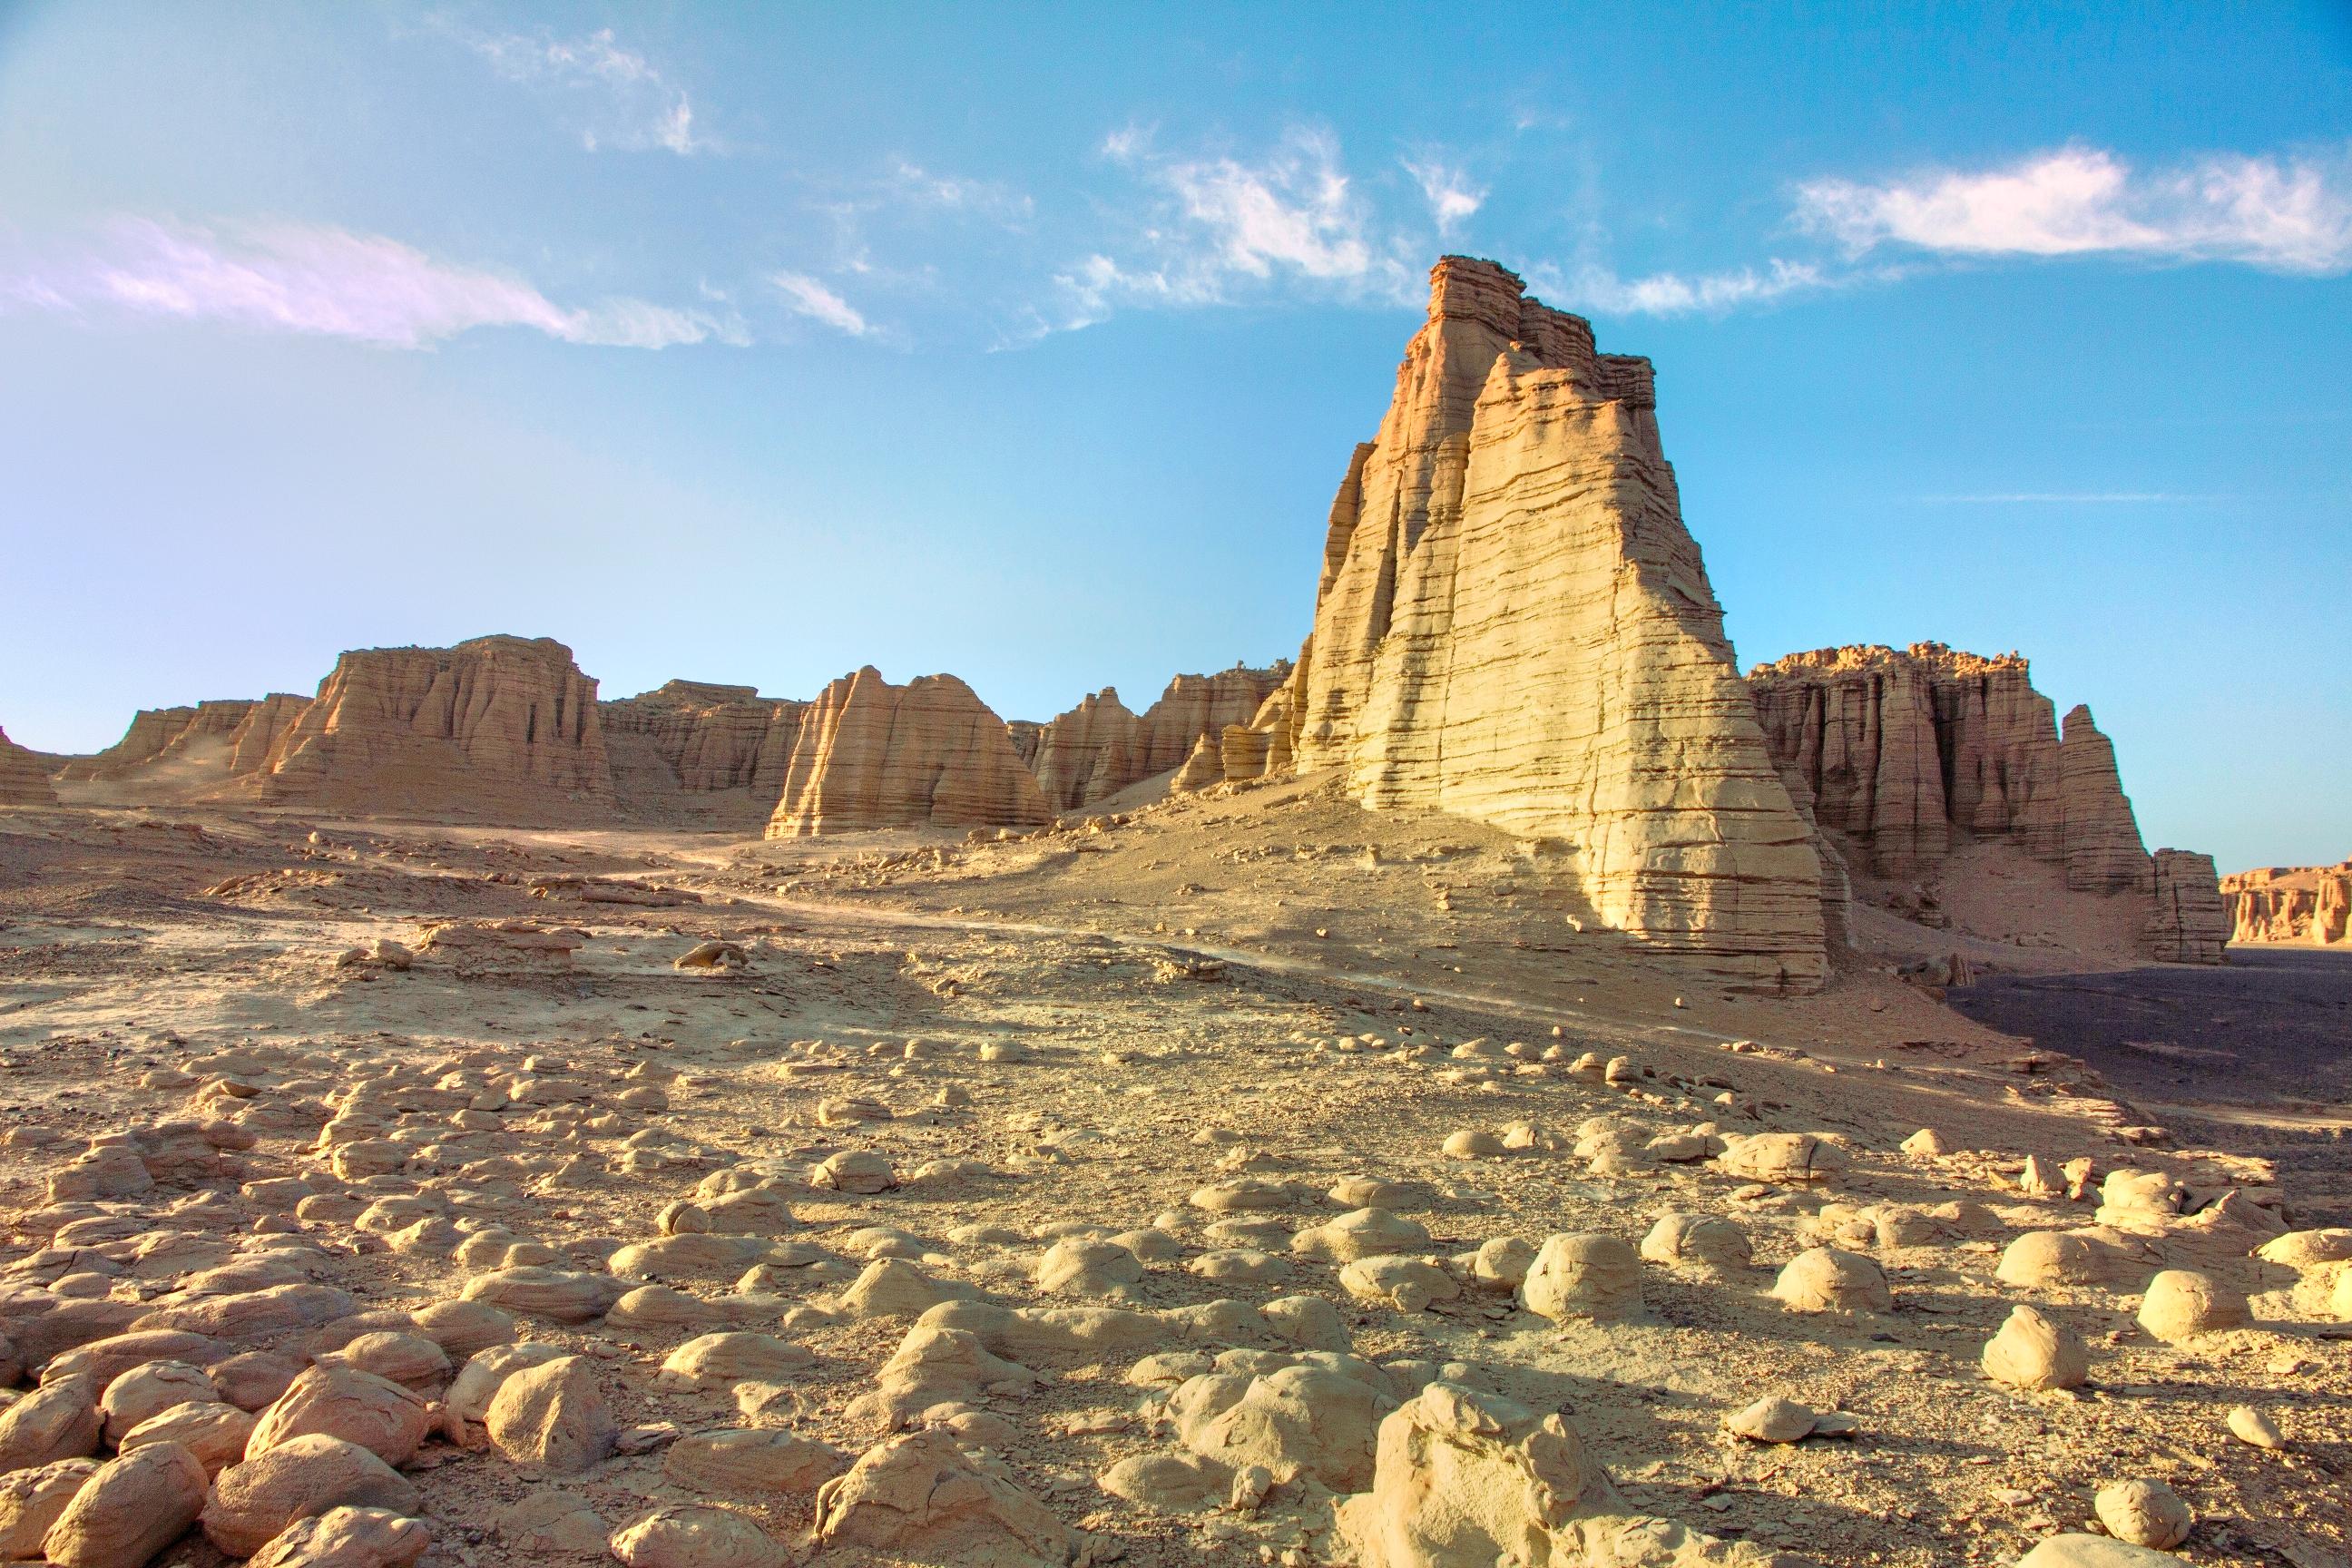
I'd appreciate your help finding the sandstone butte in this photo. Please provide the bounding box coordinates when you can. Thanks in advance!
[2221,861,2352,946]
[765,665,1052,838]
[1014,662,1291,812]
[1746,642,2229,963]
[247,636,613,816]
[0,723,59,806]
[1195,256,1834,990]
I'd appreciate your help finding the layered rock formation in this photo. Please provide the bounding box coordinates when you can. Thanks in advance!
[601,681,806,820]
[2222,862,2352,946]
[1748,642,2228,962]
[1020,664,1291,813]
[250,636,613,817]
[0,724,58,806]
[1226,256,1830,987]
[767,667,1050,838]
[2148,850,2230,963]
[59,700,269,781]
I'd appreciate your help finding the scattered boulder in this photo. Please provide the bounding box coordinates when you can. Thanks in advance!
[39,1440,208,1568]
[1640,1213,1752,1270]
[2092,1479,2191,1550]
[485,1356,616,1473]
[610,1504,785,1568]
[1168,1364,1391,1491]
[2226,1405,2286,1449]
[0,1458,99,1557]
[201,1435,421,1557]
[1520,1234,1644,1323]
[1292,1209,1432,1263]
[1981,1306,2090,1391]
[2136,1269,2249,1342]
[1718,1132,1847,1184]
[812,1429,1073,1563]
[0,1374,103,1474]
[118,1400,257,1475]
[664,1428,843,1496]
[1334,1382,1599,1567]
[1772,1247,1891,1313]
[2014,1535,2187,1566]
[248,1366,431,1467]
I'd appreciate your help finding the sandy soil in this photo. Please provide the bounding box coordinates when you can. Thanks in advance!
[0,790,2345,1568]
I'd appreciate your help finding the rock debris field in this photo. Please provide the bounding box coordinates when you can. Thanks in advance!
[0,799,2344,1568]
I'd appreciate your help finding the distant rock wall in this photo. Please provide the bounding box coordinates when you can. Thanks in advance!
[1748,642,2225,961]
[2222,861,2352,946]
[57,700,260,781]
[1237,256,1829,988]
[601,680,806,818]
[1022,664,1291,812]
[767,666,1050,838]
[253,635,613,816]
[0,725,58,806]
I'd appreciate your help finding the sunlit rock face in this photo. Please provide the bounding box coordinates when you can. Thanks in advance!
[1278,255,1828,989]
[766,665,1050,837]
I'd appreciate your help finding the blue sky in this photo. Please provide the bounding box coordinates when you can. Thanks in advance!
[1,2,2347,871]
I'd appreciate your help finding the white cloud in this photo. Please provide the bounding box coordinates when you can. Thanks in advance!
[1524,257,1841,318]
[1403,157,1485,236]
[1060,127,1418,328]
[887,161,1034,223]
[3,219,741,349]
[1798,144,2352,273]
[770,271,871,336]
[445,23,715,155]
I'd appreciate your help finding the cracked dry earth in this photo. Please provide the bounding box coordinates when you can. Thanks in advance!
[0,801,2346,1568]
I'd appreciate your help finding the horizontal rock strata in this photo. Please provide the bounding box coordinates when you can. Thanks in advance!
[601,681,806,821]
[1020,664,1291,813]
[250,637,613,817]
[1748,642,2228,962]
[767,667,1050,838]
[0,724,58,805]
[1257,256,1830,988]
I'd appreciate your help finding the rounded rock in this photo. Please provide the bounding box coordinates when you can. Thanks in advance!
[1771,1247,1891,1314]
[2092,1478,2191,1550]
[1981,1305,2090,1391]
[41,1440,208,1568]
[1520,1234,1644,1323]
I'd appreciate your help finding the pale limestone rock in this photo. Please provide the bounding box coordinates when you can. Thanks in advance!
[1981,1306,2090,1391]
[99,1359,217,1444]
[0,1459,98,1557]
[2014,1534,2188,1565]
[842,1326,1032,1430]
[459,1267,622,1324]
[1292,1209,1432,1263]
[1168,1364,1392,1490]
[441,1342,565,1447]
[2225,1405,2286,1449]
[39,1440,207,1568]
[1771,1248,1890,1313]
[485,1356,615,1474]
[1285,259,1828,990]
[2136,1269,2249,1342]
[812,1429,1073,1563]
[767,667,1048,837]
[1718,1132,1847,1184]
[1724,1396,1821,1444]
[1520,1234,1644,1323]
[656,1333,812,1391]
[247,1366,430,1467]
[2093,1479,2191,1549]
[322,1332,448,1395]
[2254,1228,2352,1269]
[246,1504,430,1568]
[1640,1213,1752,1270]
[1024,664,1291,808]
[0,1374,102,1474]
[1034,1238,1144,1296]
[1097,1451,1230,1514]
[118,1400,255,1475]
[249,637,612,817]
[495,1489,608,1556]
[1340,1256,1460,1313]
[201,1436,419,1557]
[610,1505,785,1568]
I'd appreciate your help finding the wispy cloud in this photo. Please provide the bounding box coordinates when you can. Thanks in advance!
[1532,258,1841,317]
[1403,157,1485,237]
[1,219,742,349]
[441,22,715,155]
[1051,126,1420,332]
[1798,145,2352,273]
[769,271,870,337]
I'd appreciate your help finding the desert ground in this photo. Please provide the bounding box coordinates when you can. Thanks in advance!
[0,784,2345,1568]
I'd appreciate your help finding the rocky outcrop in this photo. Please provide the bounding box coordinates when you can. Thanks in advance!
[1247,257,1829,988]
[601,681,806,821]
[54,695,309,798]
[1749,642,2224,962]
[224,695,313,778]
[767,667,1049,838]
[2223,862,2352,946]
[250,637,613,817]
[60,701,263,781]
[0,725,58,806]
[2148,850,2230,963]
[1021,664,1291,813]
